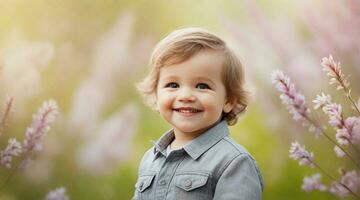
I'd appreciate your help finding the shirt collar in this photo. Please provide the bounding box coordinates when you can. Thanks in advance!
[153,120,229,160]
[153,129,175,157]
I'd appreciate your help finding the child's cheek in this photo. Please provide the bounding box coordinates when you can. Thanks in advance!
[158,91,174,109]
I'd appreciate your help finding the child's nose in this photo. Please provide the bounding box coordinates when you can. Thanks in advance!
[178,88,196,102]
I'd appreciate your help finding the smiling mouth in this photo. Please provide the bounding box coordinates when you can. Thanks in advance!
[173,107,202,113]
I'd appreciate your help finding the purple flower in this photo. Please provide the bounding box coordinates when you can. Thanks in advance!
[353,119,360,144]
[302,173,327,192]
[0,138,22,168]
[329,170,360,198]
[320,96,360,146]
[329,182,349,198]
[313,93,332,110]
[335,117,359,145]
[307,124,322,136]
[271,70,310,123]
[334,146,345,157]
[45,187,69,200]
[22,100,58,155]
[341,170,360,193]
[336,128,350,146]
[323,103,343,128]
[321,55,350,91]
[289,141,314,167]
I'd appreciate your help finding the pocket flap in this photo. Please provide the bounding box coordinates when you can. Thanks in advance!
[135,174,155,193]
[175,173,209,191]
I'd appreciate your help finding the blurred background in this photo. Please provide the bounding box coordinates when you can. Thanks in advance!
[0,0,359,199]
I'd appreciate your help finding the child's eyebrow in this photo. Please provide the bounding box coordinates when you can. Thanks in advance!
[194,76,216,86]
[159,75,178,81]
[159,75,216,85]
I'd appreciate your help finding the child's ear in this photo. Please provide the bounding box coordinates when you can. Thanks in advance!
[223,99,236,113]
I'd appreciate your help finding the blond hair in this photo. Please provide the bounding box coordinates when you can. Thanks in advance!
[137,27,249,125]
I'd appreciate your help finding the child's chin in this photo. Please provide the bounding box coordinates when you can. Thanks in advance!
[180,128,199,133]
[171,120,211,133]
[176,125,204,134]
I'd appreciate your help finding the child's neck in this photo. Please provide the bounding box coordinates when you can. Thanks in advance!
[170,127,206,149]
[170,120,222,149]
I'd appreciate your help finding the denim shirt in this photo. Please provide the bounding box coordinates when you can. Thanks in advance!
[133,120,264,200]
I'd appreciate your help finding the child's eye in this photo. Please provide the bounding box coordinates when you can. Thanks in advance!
[196,83,211,90]
[165,82,179,88]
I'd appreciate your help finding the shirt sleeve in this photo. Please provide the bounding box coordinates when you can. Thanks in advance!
[213,153,263,200]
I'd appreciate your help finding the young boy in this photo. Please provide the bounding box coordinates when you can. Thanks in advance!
[134,27,263,200]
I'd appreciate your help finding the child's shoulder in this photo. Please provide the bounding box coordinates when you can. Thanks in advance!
[136,145,158,172]
[222,136,249,153]
[212,135,256,160]
[214,136,264,191]
[140,145,156,161]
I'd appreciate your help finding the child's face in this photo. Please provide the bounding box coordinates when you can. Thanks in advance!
[156,49,234,137]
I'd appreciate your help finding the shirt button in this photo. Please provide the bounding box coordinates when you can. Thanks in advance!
[184,179,192,188]
[159,180,166,185]
[139,182,144,190]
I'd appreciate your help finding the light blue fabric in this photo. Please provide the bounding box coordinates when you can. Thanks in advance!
[133,120,263,200]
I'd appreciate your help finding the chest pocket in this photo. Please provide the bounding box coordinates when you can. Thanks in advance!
[174,172,211,200]
[134,172,156,200]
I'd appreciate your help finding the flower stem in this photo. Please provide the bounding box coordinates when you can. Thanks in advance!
[312,161,360,199]
[349,141,360,156]
[0,148,34,191]
[304,115,360,169]
[0,154,24,191]
[0,97,14,137]
[312,161,336,180]
[345,89,360,115]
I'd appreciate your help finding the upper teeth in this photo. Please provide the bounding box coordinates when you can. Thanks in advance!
[177,109,199,113]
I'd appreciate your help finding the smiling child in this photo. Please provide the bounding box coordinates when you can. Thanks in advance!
[133,27,263,200]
